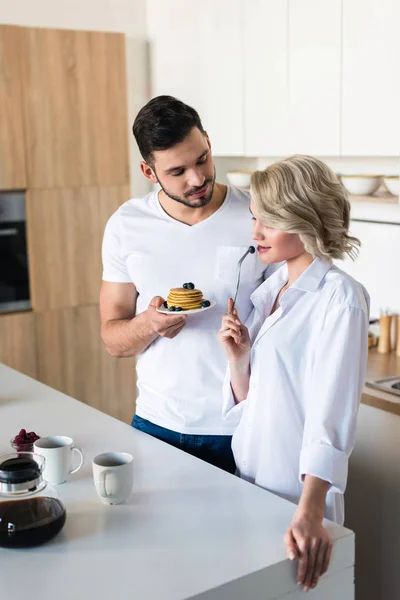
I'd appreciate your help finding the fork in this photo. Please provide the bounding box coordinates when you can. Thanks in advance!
[230,246,255,313]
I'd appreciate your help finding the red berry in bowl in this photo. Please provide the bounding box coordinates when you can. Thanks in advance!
[11,428,41,453]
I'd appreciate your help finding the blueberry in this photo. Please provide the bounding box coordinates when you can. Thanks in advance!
[182,283,188,289]
[163,301,168,308]
[187,282,195,290]
[169,306,176,311]
[176,306,182,311]
[202,300,211,308]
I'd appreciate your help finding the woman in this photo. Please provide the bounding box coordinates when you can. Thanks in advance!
[218,155,369,592]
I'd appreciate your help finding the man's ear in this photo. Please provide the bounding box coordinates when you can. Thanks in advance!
[140,161,158,184]
[204,131,212,152]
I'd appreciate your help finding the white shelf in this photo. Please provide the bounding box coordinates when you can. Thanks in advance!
[350,196,400,224]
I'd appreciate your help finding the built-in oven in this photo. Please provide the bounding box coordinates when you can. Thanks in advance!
[0,192,31,314]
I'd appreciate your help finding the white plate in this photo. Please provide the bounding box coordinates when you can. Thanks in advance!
[156,300,216,315]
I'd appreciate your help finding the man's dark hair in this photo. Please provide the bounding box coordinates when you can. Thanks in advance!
[132,95,205,165]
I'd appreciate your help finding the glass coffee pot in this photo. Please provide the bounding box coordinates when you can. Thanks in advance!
[0,453,66,548]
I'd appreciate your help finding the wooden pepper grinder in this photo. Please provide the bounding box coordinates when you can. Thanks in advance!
[396,315,400,357]
[377,312,392,354]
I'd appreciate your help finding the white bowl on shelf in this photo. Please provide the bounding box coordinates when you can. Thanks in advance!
[339,175,382,196]
[383,177,400,197]
[226,170,253,189]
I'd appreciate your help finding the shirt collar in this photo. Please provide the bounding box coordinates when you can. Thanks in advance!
[251,257,333,309]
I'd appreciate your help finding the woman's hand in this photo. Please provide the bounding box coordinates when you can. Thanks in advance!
[218,298,251,363]
[284,512,333,592]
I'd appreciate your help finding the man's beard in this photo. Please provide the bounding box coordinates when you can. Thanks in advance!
[156,166,216,209]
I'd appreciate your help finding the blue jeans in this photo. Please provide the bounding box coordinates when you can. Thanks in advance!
[131,414,236,474]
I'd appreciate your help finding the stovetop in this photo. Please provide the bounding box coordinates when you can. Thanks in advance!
[365,376,400,398]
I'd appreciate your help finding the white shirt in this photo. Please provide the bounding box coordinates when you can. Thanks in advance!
[222,258,370,524]
[102,187,273,434]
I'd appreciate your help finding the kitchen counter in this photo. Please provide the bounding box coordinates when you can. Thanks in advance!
[0,364,354,600]
[362,349,400,416]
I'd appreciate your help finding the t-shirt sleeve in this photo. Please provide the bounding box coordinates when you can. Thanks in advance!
[102,213,132,283]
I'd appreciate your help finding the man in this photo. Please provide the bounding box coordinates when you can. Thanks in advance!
[100,95,272,473]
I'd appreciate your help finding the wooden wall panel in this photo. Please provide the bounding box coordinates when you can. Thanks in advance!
[35,305,136,423]
[0,312,37,379]
[0,25,27,189]
[26,185,129,311]
[21,27,130,188]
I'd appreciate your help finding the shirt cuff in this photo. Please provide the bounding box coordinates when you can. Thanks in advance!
[299,442,349,494]
[102,272,132,283]
[221,366,246,425]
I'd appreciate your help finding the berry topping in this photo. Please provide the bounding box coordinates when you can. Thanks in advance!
[175,307,182,311]
[182,283,188,289]
[202,300,211,308]
[169,306,176,311]
[163,301,168,308]
[187,282,195,290]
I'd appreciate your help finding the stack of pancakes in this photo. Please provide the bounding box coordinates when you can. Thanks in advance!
[167,287,204,310]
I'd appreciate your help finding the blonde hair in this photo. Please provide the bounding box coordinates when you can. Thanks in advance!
[250,155,360,260]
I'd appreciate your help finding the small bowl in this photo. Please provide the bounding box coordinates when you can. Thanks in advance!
[383,176,400,196]
[226,170,253,189]
[11,438,35,453]
[339,175,382,196]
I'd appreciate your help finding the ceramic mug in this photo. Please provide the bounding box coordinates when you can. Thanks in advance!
[92,452,133,505]
[34,436,84,484]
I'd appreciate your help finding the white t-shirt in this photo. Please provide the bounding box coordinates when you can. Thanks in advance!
[102,187,272,434]
[222,258,370,524]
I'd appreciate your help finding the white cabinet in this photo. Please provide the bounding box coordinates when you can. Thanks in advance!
[288,0,342,155]
[243,0,289,156]
[147,0,244,156]
[244,0,341,157]
[342,0,400,156]
[148,0,399,159]
[337,219,400,318]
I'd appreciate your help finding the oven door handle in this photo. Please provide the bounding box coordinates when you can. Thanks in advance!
[0,228,18,237]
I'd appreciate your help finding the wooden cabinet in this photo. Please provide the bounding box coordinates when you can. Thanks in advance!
[342,0,400,156]
[148,0,244,156]
[26,185,129,312]
[288,0,341,155]
[0,312,37,379]
[35,305,136,423]
[21,27,129,188]
[0,25,27,189]
[244,0,289,157]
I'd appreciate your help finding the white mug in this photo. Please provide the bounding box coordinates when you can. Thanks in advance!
[34,436,84,484]
[92,452,133,505]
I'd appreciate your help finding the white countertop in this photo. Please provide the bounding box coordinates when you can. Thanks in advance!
[0,365,354,600]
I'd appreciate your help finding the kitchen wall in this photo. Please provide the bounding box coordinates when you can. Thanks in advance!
[1,0,150,199]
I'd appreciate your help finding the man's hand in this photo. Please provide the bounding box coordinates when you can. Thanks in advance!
[145,296,187,339]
